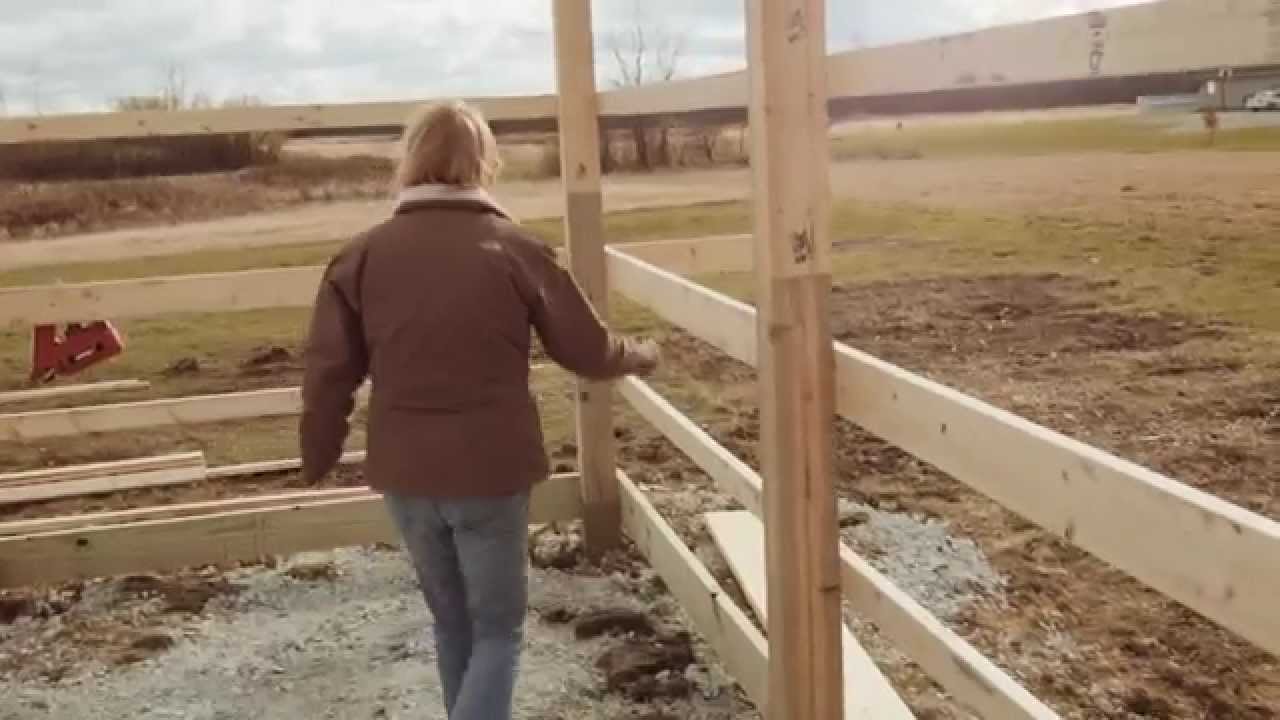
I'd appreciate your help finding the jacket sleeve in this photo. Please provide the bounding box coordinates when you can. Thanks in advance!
[300,253,369,484]
[508,235,639,381]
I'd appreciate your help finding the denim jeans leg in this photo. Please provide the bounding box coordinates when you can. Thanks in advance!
[383,494,472,716]
[442,492,530,720]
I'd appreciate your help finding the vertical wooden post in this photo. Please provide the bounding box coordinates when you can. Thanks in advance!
[552,0,620,554]
[746,1,844,718]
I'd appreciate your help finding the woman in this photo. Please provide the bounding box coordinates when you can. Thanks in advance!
[299,100,658,719]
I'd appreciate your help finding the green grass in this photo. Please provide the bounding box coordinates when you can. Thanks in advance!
[831,117,1280,161]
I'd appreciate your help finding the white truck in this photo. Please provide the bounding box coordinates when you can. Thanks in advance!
[1244,88,1280,111]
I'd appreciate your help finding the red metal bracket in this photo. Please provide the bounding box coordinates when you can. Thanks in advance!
[30,322,125,383]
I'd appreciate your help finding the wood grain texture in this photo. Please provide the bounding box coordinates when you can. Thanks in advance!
[0,473,583,588]
[554,0,619,555]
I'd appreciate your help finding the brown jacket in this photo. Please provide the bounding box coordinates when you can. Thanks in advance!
[300,195,641,497]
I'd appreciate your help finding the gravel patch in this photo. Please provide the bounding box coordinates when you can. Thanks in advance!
[839,499,1005,620]
[0,547,753,719]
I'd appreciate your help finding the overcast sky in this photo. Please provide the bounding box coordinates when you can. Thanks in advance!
[0,0,1152,115]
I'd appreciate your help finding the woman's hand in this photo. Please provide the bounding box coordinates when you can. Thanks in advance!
[626,339,661,377]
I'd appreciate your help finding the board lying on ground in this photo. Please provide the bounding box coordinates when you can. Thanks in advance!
[0,380,149,407]
[0,473,582,588]
[0,452,207,507]
[619,376,1060,720]
[0,234,750,326]
[607,245,1280,658]
[0,385,370,441]
[615,470,768,704]
[0,487,368,538]
[706,511,916,720]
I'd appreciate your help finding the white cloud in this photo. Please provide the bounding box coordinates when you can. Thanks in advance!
[0,0,1154,115]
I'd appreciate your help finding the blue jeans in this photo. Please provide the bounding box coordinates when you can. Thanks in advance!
[384,491,530,720]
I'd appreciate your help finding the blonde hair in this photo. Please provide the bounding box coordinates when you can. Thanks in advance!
[395,100,502,190]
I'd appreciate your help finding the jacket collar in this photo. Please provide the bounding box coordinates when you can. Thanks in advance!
[393,184,514,221]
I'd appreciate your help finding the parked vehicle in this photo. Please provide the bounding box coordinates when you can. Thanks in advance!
[1245,89,1280,111]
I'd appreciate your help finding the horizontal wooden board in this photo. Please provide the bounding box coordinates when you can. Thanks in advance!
[0,473,582,588]
[619,376,1058,718]
[0,487,369,537]
[0,385,368,441]
[0,465,207,507]
[206,451,368,481]
[0,452,203,488]
[607,246,1280,657]
[0,380,150,406]
[706,511,915,720]
[0,235,748,327]
[617,470,768,705]
[0,267,326,328]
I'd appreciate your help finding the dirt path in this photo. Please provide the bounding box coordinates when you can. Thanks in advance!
[0,170,749,272]
[1,547,751,720]
[7,150,1277,274]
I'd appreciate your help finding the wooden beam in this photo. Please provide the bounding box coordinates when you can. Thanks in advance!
[0,487,369,537]
[554,0,619,555]
[620,376,1058,718]
[607,245,1280,658]
[0,451,203,488]
[832,345,1280,658]
[0,380,150,407]
[607,249,757,366]
[0,473,583,588]
[747,1,844,717]
[706,511,915,720]
[205,450,367,481]
[618,378,761,517]
[0,236,749,327]
[835,545,1060,719]
[617,470,768,704]
[0,266,325,329]
[0,385,370,441]
[0,95,556,145]
[0,453,207,507]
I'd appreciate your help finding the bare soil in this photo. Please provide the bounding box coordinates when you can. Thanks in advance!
[609,271,1278,719]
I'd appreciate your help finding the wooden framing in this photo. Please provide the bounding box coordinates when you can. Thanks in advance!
[553,0,618,554]
[0,385,368,441]
[0,235,750,328]
[619,375,1058,719]
[0,267,326,328]
[0,473,582,588]
[0,380,149,406]
[0,487,367,537]
[706,511,915,720]
[617,470,768,704]
[606,244,1280,658]
[0,452,207,507]
[746,2,842,715]
[205,450,367,481]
